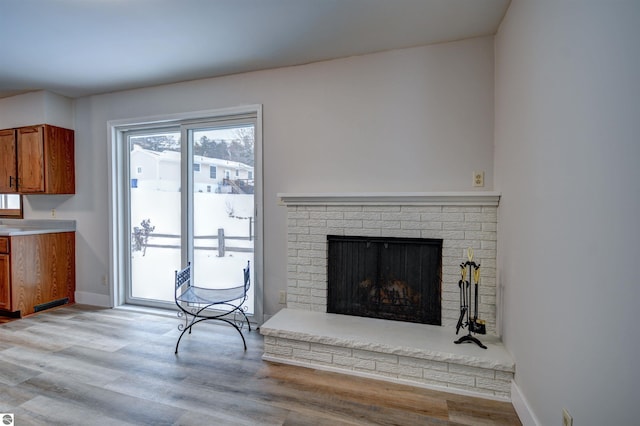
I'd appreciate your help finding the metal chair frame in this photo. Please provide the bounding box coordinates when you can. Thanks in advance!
[174,261,251,353]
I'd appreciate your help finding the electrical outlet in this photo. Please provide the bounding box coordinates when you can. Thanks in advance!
[279,291,287,304]
[51,208,56,217]
[562,408,573,426]
[473,171,484,187]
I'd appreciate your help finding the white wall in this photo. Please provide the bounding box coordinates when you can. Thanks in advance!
[495,1,640,425]
[3,36,495,318]
[0,90,73,128]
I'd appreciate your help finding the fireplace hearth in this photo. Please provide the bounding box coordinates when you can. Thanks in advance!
[327,235,442,325]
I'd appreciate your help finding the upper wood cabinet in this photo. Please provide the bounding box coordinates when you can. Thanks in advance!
[0,124,75,194]
[0,129,17,193]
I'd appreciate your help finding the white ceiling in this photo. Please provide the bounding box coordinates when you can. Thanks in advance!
[0,0,509,99]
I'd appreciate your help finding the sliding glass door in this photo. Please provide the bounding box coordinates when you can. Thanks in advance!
[124,117,256,315]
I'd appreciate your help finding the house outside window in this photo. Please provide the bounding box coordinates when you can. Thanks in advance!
[248,171,253,180]
[235,169,239,177]
[137,167,142,174]
[210,166,216,179]
[194,163,201,172]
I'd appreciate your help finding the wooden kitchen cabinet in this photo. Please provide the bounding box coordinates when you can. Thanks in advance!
[0,232,75,317]
[0,237,10,310]
[0,124,75,194]
[0,129,17,193]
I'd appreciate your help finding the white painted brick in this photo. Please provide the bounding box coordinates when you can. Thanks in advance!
[327,219,363,229]
[381,212,421,222]
[421,212,464,222]
[482,222,497,232]
[292,349,333,363]
[425,371,475,387]
[297,234,327,243]
[401,221,429,230]
[353,350,398,364]
[367,220,401,230]
[443,222,481,231]
[399,357,448,372]
[448,364,495,379]
[293,280,314,289]
[476,377,512,393]
[302,206,327,212]
[297,249,325,259]
[287,287,310,296]
[381,229,421,238]
[359,228,382,236]
[277,339,310,350]
[311,258,327,267]
[344,211,381,220]
[325,227,346,236]
[481,240,497,250]
[288,211,310,219]
[310,289,326,298]
[464,212,496,223]
[289,241,312,250]
[376,362,401,375]
[333,355,376,370]
[310,211,344,220]
[402,206,442,213]
[363,206,401,212]
[264,336,277,345]
[443,239,481,249]
[464,231,497,241]
[495,370,515,381]
[310,343,352,356]
[398,370,424,380]
[327,206,362,212]
[264,343,293,357]
[297,295,314,304]
[290,271,311,281]
[289,226,310,235]
[439,230,465,240]
[444,206,481,213]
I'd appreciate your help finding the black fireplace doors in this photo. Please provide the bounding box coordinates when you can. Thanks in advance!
[327,235,442,325]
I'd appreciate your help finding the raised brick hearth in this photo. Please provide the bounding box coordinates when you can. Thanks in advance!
[261,192,515,400]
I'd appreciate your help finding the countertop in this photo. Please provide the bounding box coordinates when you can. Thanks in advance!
[0,219,76,236]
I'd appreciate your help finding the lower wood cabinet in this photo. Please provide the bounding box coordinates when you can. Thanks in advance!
[0,232,75,317]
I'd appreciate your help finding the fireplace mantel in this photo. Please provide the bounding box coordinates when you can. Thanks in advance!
[278,192,501,206]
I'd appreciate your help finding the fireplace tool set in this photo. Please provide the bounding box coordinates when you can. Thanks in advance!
[454,248,487,349]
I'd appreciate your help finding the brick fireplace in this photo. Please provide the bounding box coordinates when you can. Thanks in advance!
[261,192,515,400]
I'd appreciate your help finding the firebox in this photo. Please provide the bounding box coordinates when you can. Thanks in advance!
[327,235,442,325]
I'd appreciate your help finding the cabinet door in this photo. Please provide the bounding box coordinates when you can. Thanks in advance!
[0,254,10,311]
[17,126,45,193]
[0,129,17,193]
[42,125,75,194]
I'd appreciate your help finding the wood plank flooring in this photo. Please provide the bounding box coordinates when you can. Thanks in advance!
[0,305,522,425]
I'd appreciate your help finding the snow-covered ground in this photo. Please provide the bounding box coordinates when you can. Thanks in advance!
[130,189,254,313]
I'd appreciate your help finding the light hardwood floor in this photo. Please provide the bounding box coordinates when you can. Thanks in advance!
[0,305,522,425]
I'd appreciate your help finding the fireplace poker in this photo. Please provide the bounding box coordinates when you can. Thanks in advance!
[455,263,467,334]
[470,265,486,335]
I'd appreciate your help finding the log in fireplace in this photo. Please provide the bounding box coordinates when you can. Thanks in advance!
[327,235,442,325]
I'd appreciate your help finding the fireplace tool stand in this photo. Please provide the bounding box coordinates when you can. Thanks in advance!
[454,248,487,349]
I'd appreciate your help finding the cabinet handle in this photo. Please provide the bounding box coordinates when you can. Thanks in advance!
[9,176,14,188]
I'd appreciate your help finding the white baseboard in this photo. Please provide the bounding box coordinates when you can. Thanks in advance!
[511,380,540,426]
[75,291,112,308]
